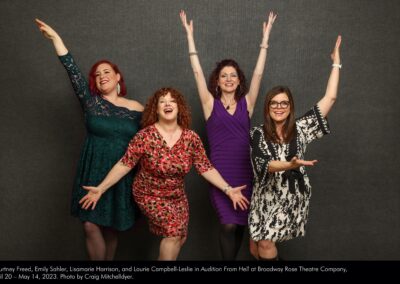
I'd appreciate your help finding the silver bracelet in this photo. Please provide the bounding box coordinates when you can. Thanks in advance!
[189,51,198,56]
[222,185,232,194]
[332,63,342,69]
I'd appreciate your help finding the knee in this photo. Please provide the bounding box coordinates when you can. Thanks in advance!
[220,224,237,235]
[83,222,100,235]
[165,236,184,246]
[258,240,275,252]
[249,240,258,259]
[180,236,187,246]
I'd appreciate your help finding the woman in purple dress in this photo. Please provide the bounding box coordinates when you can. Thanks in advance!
[180,10,277,259]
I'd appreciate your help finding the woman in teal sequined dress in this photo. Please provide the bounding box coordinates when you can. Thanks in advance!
[36,19,144,260]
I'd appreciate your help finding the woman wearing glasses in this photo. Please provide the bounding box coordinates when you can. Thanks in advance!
[249,36,342,260]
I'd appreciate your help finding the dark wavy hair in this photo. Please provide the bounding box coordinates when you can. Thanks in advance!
[263,86,296,144]
[208,59,248,101]
[141,87,191,129]
[88,60,127,97]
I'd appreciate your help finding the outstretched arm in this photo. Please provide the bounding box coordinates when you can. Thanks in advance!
[180,10,213,119]
[246,11,277,117]
[201,168,249,211]
[35,19,68,56]
[317,35,342,118]
[268,156,317,173]
[79,162,132,210]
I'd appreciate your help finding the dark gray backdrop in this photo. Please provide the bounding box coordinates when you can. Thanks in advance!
[0,0,399,260]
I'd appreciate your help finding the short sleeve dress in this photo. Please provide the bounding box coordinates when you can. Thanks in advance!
[120,125,213,237]
[249,105,330,242]
[59,53,142,231]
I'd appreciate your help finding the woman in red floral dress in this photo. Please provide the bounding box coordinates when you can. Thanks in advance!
[80,87,249,260]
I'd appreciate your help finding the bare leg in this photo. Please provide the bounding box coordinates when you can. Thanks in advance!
[258,240,278,260]
[103,227,118,261]
[158,236,185,260]
[83,222,106,260]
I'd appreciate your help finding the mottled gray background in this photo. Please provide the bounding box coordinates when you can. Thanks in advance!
[0,0,399,260]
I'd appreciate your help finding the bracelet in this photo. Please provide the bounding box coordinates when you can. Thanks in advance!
[260,44,269,49]
[189,51,198,56]
[222,185,232,195]
[332,63,342,69]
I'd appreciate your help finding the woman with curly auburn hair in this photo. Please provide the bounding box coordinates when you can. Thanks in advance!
[141,87,191,129]
[80,87,250,260]
[36,19,144,260]
[180,10,277,260]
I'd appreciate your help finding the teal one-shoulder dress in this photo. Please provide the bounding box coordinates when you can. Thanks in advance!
[59,53,141,231]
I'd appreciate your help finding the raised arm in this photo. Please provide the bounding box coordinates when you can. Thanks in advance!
[79,162,132,210]
[246,11,277,117]
[180,10,213,119]
[35,19,68,56]
[201,169,249,211]
[317,35,342,118]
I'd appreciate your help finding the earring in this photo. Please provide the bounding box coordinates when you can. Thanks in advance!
[215,86,220,95]
[117,83,121,95]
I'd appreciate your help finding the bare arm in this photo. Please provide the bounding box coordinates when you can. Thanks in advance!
[246,11,277,117]
[268,156,317,173]
[317,35,342,118]
[79,161,132,210]
[35,19,68,56]
[201,168,249,210]
[180,10,213,119]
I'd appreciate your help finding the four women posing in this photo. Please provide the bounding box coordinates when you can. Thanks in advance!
[36,8,341,260]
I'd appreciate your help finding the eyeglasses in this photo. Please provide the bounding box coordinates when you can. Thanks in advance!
[269,101,290,109]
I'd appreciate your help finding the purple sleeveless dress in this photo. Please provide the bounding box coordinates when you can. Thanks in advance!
[206,96,253,225]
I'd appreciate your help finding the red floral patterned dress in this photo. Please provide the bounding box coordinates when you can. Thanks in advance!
[120,124,213,237]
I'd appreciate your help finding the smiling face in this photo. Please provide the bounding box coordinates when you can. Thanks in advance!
[217,66,240,94]
[269,92,291,124]
[95,63,120,95]
[157,92,178,122]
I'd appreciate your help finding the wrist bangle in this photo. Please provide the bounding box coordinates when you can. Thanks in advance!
[332,63,342,69]
[189,51,198,56]
[260,44,269,49]
[222,185,232,195]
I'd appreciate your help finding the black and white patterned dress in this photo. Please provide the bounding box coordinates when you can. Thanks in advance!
[249,105,330,242]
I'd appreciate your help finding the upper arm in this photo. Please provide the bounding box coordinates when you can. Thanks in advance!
[191,131,213,174]
[193,72,214,119]
[297,106,331,144]
[250,127,272,178]
[246,72,264,117]
[127,99,144,112]
[317,97,335,118]
[59,53,91,104]
[119,131,146,168]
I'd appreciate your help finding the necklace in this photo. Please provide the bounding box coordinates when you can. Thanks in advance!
[221,97,236,110]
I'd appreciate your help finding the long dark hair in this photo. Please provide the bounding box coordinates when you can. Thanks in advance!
[88,60,127,97]
[208,59,248,101]
[263,86,296,144]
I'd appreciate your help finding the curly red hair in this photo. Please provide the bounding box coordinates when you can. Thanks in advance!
[141,87,191,129]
